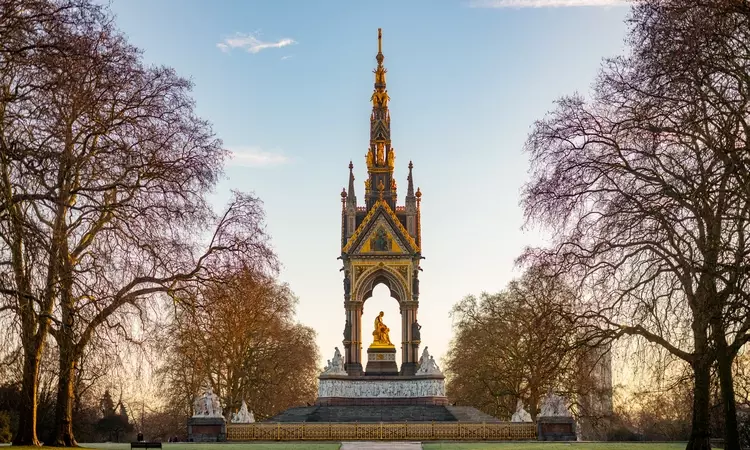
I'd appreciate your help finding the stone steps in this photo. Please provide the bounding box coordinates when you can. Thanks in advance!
[268,405,504,423]
[269,405,459,422]
[444,406,503,423]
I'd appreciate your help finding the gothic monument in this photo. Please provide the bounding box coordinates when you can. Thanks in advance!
[317,28,447,407]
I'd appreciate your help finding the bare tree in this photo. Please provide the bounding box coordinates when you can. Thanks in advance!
[1,0,277,445]
[519,0,750,445]
[0,0,111,444]
[618,2,750,448]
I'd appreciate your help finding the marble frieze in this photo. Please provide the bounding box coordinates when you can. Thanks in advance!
[318,377,446,399]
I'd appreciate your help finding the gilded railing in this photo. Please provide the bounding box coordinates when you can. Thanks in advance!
[226,422,536,441]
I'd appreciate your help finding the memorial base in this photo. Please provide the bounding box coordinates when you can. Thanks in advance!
[317,374,446,406]
[537,416,577,441]
[187,416,226,442]
[365,347,398,375]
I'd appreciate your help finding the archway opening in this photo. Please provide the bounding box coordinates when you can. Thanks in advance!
[364,283,402,367]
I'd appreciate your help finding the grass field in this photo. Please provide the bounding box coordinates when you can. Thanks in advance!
[81,444,342,450]
[422,444,687,450]
[2,444,342,450]
[1,442,689,450]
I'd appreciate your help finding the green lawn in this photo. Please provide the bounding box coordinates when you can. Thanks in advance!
[423,444,687,450]
[81,444,341,450]
[1,445,341,450]
[1,442,689,450]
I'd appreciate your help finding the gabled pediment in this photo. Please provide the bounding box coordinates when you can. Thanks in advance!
[343,200,418,255]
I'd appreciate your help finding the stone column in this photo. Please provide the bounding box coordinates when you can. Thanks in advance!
[400,301,419,375]
[344,302,364,375]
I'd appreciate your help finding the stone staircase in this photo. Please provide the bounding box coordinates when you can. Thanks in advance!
[268,405,500,423]
[445,406,503,423]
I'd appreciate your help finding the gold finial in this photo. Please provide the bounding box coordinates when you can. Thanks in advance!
[376,28,385,66]
[416,187,422,199]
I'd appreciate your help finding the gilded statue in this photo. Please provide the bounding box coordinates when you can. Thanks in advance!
[372,311,393,347]
[366,150,373,167]
[376,143,385,165]
[390,178,397,190]
[374,67,386,85]
[370,90,390,108]
[387,148,395,168]
[364,178,371,190]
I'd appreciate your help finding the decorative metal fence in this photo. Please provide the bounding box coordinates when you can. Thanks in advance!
[226,422,537,441]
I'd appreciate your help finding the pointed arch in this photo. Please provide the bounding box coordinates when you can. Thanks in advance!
[353,265,408,304]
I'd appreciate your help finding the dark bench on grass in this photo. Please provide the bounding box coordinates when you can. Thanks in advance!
[130,442,162,449]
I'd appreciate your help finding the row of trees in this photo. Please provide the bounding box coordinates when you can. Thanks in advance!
[445,266,750,442]
[158,270,320,423]
[444,268,612,437]
[0,0,318,445]
[516,1,750,449]
[445,269,580,420]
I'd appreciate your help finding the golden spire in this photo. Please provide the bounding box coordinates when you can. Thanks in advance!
[365,28,394,211]
[371,28,388,108]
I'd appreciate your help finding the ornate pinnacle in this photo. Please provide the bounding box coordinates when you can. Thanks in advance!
[407,161,415,198]
[346,161,356,207]
[370,28,390,142]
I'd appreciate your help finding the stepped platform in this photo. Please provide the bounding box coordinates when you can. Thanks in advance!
[267,405,501,423]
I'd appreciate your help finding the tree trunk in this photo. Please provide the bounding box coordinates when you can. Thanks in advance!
[687,357,713,450]
[53,267,78,448]
[715,341,740,450]
[53,347,78,447]
[13,344,43,446]
[529,389,539,422]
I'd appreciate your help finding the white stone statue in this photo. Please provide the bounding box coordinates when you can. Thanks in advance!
[416,348,442,376]
[192,385,223,418]
[231,400,255,423]
[511,399,533,422]
[540,389,571,417]
[321,347,347,375]
[419,347,430,366]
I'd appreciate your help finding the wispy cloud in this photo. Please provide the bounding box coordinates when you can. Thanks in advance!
[469,0,627,7]
[217,32,297,54]
[228,147,290,167]
[280,55,294,61]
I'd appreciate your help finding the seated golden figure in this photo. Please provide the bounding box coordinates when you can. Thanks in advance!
[371,311,394,347]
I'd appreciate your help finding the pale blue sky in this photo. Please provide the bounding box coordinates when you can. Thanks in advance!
[109,0,630,369]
